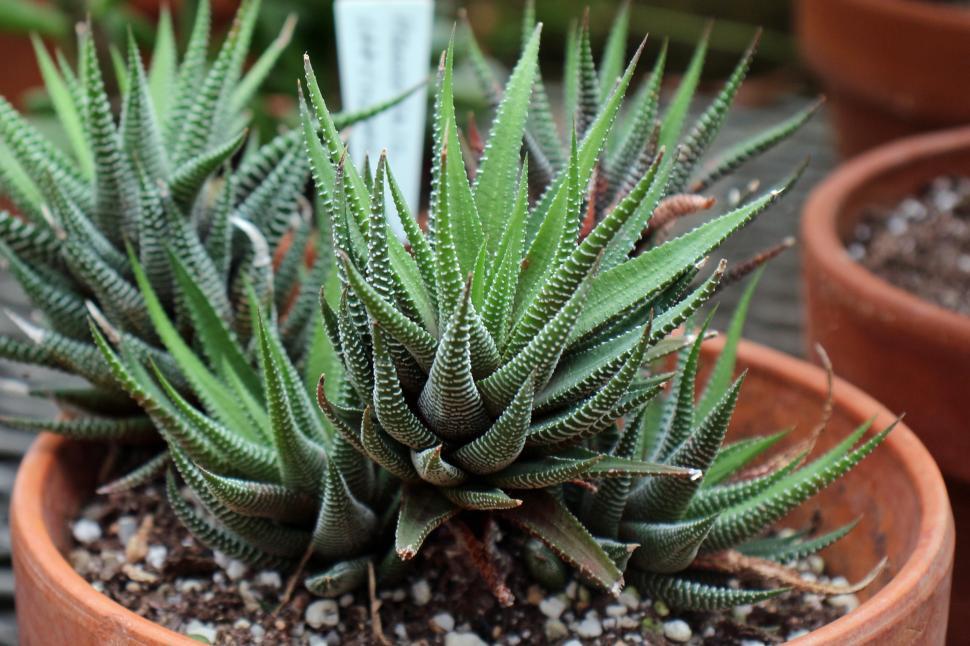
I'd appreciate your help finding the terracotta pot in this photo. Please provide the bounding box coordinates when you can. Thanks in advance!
[795,0,970,157]
[801,126,970,481]
[801,126,970,639]
[11,340,952,644]
[0,33,43,109]
[0,33,41,216]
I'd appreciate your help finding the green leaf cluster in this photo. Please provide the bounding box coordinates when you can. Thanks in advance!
[0,0,395,453]
[462,0,822,252]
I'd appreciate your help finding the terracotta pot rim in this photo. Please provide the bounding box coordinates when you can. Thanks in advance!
[800,125,970,348]
[708,339,952,644]
[12,433,196,644]
[11,340,953,644]
[832,0,970,27]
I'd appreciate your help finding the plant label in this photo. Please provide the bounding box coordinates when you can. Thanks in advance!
[334,0,434,239]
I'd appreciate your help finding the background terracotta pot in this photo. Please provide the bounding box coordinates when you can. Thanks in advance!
[795,0,970,157]
[801,127,970,479]
[11,340,952,644]
[801,125,970,641]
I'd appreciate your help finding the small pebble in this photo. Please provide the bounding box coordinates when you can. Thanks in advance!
[732,603,753,622]
[145,545,167,571]
[740,640,766,646]
[788,628,811,640]
[605,604,627,617]
[249,624,265,643]
[339,593,354,607]
[563,640,582,646]
[653,600,670,617]
[72,519,101,544]
[618,587,640,610]
[121,563,158,584]
[177,579,204,593]
[663,619,692,643]
[183,619,217,643]
[69,548,92,572]
[394,623,408,639]
[431,612,455,632]
[232,619,250,630]
[238,581,262,611]
[828,593,860,612]
[539,595,567,619]
[115,516,138,544]
[808,554,825,575]
[565,581,578,599]
[544,618,569,640]
[576,613,603,638]
[98,550,123,581]
[225,559,247,581]
[887,217,907,236]
[618,616,638,630]
[958,254,970,274]
[444,632,487,646]
[305,599,340,629]
[256,570,281,589]
[411,578,432,606]
[391,588,407,602]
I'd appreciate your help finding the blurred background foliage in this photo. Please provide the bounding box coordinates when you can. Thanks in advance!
[0,1,803,151]
[455,0,796,75]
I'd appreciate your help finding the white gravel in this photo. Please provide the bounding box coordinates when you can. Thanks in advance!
[183,619,217,642]
[605,603,627,617]
[576,613,603,638]
[411,578,432,606]
[827,593,860,612]
[72,518,101,544]
[544,618,569,640]
[255,570,281,589]
[444,632,487,646]
[115,516,138,545]
[539,595,567,619]
[225,559,247,581]
[663,618,693,642]
[305,599,340,629]
[431,611,455,632]
[145,545,167,571]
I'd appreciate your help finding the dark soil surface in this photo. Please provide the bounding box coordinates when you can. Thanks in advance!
[69,485,849,645]
[848,175,970,316]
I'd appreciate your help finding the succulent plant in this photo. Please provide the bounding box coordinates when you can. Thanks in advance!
[87,14,892,611]
[463,0,823,244]
[0,0,406,465]
[295,25,889,608]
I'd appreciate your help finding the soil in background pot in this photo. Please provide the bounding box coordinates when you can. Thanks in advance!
[847,175,970,316]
